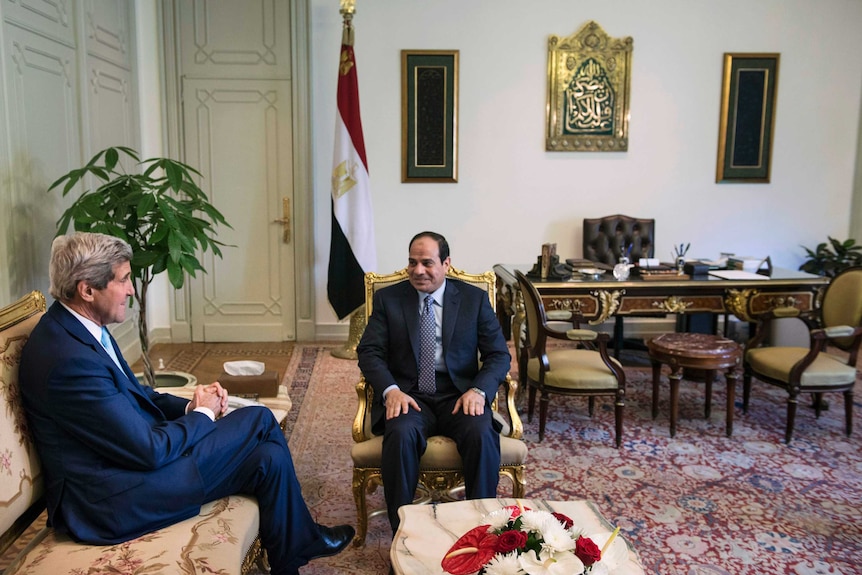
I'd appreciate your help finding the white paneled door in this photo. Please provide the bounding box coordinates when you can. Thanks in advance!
[182,78,296,341]
[173,0,297,342]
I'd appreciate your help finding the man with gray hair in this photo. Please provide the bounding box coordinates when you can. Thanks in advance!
[19,232,352,575]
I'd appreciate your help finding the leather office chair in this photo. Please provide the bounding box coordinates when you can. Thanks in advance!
[583,214,656,358]
[516,270,627,446]
[743,266,862,443]
[583,214,654,266]
[350,267,527,546]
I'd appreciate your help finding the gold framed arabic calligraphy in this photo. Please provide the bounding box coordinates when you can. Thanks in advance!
[715,53,779,183]
[401,50,459,182]
[546,21,632,152]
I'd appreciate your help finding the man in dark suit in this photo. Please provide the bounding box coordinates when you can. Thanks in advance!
[19,232,352,575]
[357,231,511,532]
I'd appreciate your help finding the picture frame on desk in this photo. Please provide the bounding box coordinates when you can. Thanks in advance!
[716,53,780,183]
[401,50,459,182]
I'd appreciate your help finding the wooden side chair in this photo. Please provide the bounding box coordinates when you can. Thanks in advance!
[743,266,862,443]
[516,270,627,446]
[349,267,527,547]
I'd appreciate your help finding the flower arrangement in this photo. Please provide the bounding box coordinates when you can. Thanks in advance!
[441,505,624,575]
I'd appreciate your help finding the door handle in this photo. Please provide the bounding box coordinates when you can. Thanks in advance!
[272,198,291,244]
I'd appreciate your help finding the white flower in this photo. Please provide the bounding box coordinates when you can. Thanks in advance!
[539,520,576,553]
[486,508,516,531]
[483,551,524,575]
[567,524,586,539]
[517,549,586,575]
[519,510,554,533]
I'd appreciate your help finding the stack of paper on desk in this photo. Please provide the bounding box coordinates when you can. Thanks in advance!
[709,270,770,280]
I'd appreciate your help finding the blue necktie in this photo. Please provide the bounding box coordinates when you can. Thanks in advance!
[100,327,123,370]
[418,295,436,394]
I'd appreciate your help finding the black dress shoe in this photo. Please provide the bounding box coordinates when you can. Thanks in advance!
[305,524,355,561]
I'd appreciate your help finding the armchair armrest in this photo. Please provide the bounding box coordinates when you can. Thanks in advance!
[352,377,375,443]
[565,329,598,341]
[499,374,523,439]
[819,325,862,339]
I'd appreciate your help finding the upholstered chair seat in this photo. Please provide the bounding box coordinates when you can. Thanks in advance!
[527,349,624,389]
[746,348,857,386]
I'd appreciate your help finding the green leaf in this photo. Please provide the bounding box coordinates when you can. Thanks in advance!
[105,147,119,171]
[167,230,183,263]
[137,193,156,218]
[167,259,185,288]
[165,161,183,192]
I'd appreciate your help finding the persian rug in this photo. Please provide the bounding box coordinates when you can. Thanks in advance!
[286,343,862,575]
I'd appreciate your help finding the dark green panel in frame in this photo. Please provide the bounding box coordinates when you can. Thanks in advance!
[716,53,779,183]
[401,51,458,182]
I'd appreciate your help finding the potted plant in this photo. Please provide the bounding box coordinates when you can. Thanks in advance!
[799,236,862,277]
[50,146,230,387]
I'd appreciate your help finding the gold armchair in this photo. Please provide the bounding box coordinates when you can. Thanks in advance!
[743,266,862,443]
[349,267,527,547]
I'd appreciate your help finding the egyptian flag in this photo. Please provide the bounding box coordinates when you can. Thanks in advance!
[327,17,376,320]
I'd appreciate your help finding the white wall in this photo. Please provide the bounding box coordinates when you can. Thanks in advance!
[309,0,862,333]
[134,0,170,340]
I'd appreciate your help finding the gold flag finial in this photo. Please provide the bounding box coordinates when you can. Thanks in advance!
[339,0,355,46]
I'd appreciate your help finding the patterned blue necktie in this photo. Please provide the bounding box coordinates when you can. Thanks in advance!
[418,295,437,394]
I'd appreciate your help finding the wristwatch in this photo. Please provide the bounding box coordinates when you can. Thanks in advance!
[470,387,485,398]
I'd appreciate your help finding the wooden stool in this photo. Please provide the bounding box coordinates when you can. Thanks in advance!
[647,333,742,437]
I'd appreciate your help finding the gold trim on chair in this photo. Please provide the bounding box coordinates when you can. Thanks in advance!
[0,291,46,331]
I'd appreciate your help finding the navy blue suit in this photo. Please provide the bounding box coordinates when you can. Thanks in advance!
[356,278,510,529]
[19,302,319,574]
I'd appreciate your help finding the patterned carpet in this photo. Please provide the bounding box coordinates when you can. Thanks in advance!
[285,343,862,575]
[7,343,858,574]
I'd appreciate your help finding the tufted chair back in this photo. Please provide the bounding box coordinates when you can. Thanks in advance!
[583,214,655,266]
[0,291,46,557]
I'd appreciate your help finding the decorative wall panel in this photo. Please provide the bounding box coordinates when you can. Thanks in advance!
[3,23,81,296]
[3,0,75,46]
[179,0,291,79]
[84,0,131,68]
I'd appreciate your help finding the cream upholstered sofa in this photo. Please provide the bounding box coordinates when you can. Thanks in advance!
[0,291,284,575]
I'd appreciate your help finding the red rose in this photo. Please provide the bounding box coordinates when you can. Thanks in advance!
[552,512,574,529]
[496,529,528,553]
[575,536,602,566]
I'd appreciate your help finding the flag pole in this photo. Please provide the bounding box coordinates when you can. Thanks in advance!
[330,305,366,359]
[329,0,367,361]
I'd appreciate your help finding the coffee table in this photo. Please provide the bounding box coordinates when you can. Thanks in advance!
[390,498,644,574]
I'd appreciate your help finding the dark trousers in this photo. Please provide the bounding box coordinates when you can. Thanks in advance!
[381,375,501,532]
[194,406,319,575]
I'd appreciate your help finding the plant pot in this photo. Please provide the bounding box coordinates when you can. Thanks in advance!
[135,371,197,388]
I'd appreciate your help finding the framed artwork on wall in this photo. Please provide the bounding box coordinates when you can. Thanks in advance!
[716,53,780,183]
[546,21,633,152]
[401,50,459,182]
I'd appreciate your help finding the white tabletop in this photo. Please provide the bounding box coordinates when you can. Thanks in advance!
[391,498,644,575]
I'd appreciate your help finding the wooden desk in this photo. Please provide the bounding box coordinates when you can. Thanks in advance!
[391,498,644,575]
[494,263,828,357]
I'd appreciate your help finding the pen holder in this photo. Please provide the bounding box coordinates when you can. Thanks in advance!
[676,257,685,275]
